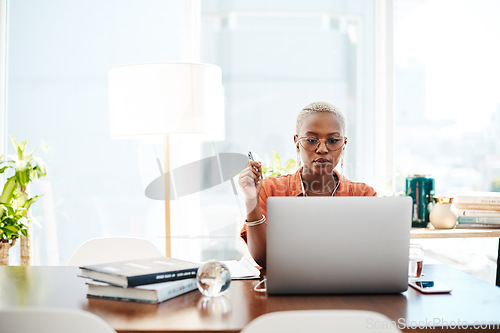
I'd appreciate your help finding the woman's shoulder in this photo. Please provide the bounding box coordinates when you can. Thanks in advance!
[261,170,302,196]
[262,172,294,185]
[338,174,377,196]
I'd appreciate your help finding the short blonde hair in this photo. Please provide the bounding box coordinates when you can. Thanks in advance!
[296,101,346,135]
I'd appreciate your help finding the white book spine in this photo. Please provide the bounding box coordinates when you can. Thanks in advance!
[157,279,197,302]
[454,195,500,205]
[456,209,500,217]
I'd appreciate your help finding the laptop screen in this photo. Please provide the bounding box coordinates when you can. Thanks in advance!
[266,196,412,294]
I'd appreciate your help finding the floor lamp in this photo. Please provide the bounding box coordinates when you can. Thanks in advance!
[108,62,224,257]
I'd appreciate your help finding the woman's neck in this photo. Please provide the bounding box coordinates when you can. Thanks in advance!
[300,168,338,196]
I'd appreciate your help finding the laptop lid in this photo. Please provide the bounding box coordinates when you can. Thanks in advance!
[266,196,412,295]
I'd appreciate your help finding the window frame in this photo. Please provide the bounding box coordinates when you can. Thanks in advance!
[0,0,7,159]
[374,0,394,194]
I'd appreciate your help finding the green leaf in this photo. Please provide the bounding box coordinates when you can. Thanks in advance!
[15,170,30,188]
[10,136,20,152]
[0,228,10,238]
[5,204,14,216]
[23,195,41,211]
[25,148,37,160]
[3,229,16,238]
[1,228,8,235]
[15,160,30,187]
[0,166,8,174]
[0,203,6,214]
[19,140,27,153]
[284,158,296,173]
[20,228,28,237]
[14,211,27,220]
[33,157,47,178]
[13,191,27,210]
[17,145,24,161]
[10,137,26,161]
[3,225,20,233]
[272,151,282,171]
[29,169,36,181]
[0,177,17,204]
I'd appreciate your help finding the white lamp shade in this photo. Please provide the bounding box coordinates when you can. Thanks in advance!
[108,62,224,140]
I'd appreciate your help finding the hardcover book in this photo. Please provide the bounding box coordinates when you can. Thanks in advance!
[80,257,199,287]
[454,192,500,211]
[453,203,500,211]
[86,278,198,303]
[455,209,500,217]
[457,216,500,225]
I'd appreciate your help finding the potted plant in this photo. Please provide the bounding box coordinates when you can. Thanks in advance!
[0,137,46,265]
[261,151,296,178]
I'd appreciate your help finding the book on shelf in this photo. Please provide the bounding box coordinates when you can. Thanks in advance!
[455,223,500,229]
[86,278,197,303]
[454,203,500,211]
[453,192,500,211]
[455,209,500,217]
[457,216,500,224]
[80,257,199,287]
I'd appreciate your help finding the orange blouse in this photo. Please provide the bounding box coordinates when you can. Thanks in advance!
[240,168,377,243]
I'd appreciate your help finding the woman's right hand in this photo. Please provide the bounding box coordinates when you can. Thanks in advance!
[238,161,263,213]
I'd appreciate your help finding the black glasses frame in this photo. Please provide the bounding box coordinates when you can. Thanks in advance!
[296,136,346,152]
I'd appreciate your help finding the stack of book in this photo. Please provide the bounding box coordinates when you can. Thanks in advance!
[454,192,500,229]
[79,257,200,303]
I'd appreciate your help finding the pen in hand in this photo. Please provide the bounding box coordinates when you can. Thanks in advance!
[248,151,261,175]
[248,151,255,163]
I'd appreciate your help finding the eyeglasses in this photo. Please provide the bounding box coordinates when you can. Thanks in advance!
[297,136,346,152]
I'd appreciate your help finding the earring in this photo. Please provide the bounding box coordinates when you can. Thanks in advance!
[296,150,301,167]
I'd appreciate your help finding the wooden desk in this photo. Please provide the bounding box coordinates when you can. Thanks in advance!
[411,227,500,286]
[1,265,500,333]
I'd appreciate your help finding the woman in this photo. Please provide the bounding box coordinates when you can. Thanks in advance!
[238,101,376,267]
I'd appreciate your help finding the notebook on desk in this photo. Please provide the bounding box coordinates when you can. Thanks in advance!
[266,196,412,295]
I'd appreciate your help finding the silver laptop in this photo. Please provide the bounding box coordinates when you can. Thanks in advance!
[266,196,412,295]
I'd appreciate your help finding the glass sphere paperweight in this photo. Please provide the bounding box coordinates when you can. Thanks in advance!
[196,260,231,297]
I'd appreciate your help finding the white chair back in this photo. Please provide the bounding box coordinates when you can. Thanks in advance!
[241,310,402,333]
[0,308,116,333]
[67,236,163,266]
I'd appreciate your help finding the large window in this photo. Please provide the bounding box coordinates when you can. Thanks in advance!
[5,0,183,264]
[394,0,500,283]
[394,0,500,194]
[198,0,378,263]
[201,0,377,185]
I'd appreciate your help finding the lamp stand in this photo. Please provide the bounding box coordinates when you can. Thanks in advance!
[164,135,172,257]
